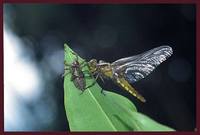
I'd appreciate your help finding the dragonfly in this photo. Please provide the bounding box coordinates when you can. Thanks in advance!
[88,46,173,102]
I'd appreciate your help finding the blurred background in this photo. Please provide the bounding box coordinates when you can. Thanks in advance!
[3,4,195,131]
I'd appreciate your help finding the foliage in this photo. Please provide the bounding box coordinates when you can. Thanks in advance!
[63,44,175,131]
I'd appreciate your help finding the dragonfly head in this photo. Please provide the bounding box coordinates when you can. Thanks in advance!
[88,59,98,72]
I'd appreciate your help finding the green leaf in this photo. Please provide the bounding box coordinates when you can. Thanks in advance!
[63,43,175,131]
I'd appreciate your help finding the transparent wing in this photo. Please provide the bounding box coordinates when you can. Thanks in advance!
[111,46,173,83]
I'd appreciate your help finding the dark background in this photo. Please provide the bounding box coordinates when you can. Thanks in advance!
[4,4,196,131]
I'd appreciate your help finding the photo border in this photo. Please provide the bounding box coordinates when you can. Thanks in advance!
[1,0,199,135]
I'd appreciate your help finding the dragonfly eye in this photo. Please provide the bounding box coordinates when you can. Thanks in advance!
[90,59,97,65]
[88,59,98,71]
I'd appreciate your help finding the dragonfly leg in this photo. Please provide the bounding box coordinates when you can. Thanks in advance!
[99,75,105,83]
[62,60,71,78]
[79,91,85,95]
[91,71,105,83]
[85,73,106,96]
[100,89,106,96]
[70,51,79,62]
[61,70,70,78]
[84,73,100,89]
[64,60,71,67]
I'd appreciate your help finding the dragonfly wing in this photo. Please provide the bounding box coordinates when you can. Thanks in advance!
[112,46,173,83]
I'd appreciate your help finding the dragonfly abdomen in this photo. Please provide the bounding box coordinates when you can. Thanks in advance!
[116,77,146,102]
